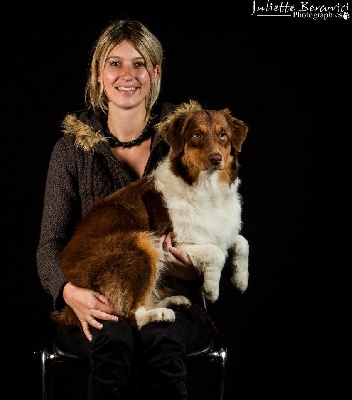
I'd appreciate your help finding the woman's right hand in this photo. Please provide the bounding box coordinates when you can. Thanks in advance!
[62,282,121,341]
[160,232,201,280]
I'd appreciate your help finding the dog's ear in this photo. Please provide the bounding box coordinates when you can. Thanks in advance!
[156,102,201,155]
[156,100,203,154]
[157,113,191,154]
[224,108,248,152]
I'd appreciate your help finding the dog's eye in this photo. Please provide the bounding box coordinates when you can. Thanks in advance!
[219,131,227,140]
[193,132,202,139]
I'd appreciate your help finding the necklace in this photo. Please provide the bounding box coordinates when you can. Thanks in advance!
[103,122,152,148]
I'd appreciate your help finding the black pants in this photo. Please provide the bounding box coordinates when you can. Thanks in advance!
[57,304,213,400]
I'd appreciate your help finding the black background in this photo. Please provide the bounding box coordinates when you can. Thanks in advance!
[2,1,347,399]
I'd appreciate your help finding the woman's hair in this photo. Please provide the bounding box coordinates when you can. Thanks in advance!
[85,19,163,115]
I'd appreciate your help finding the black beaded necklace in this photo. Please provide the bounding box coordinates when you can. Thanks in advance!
[103,121,152,148]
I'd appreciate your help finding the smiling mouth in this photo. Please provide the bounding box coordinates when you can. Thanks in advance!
[117,87,138,91]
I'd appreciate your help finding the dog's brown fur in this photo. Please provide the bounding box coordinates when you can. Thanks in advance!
[52,100,249,330]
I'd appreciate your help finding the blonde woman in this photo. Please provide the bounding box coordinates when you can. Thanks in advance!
[37,19,213,400]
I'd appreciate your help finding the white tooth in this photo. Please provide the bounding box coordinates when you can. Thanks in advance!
[119,87,135,91]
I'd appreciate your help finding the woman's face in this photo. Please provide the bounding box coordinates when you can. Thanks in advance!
[100,40,159,110]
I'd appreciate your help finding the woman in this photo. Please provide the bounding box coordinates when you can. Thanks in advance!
[36,19,214,400]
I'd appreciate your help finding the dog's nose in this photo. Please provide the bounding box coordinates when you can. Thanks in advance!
[208,153,222,166]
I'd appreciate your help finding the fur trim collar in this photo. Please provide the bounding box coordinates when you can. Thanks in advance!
[61,114,107,152]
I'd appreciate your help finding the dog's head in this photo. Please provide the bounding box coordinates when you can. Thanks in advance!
[156,100,248,185]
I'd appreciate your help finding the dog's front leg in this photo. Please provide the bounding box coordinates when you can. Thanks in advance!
[230,234,249,292]
[180,243,226,302]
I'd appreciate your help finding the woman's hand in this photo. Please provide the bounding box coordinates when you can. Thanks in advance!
[63,282,123,341]
[161,232,201,280]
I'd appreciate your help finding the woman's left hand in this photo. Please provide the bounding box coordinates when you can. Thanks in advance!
[160,232,201,280]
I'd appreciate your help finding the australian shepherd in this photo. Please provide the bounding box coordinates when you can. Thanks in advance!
[53,100,249,330]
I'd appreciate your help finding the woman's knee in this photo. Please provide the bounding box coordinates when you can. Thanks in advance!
[91,318,138,352]
[139,321,185,355]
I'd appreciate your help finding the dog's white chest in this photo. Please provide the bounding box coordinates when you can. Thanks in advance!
[154,162,242,251]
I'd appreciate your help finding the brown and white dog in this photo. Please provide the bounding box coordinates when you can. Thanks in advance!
[53,100,249,330]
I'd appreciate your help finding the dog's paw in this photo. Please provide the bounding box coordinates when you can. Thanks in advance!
[203,286,219,303]
[203,278,220,302]
[135,306,176,329]
[154,308,176,322]
[157,295,192,309]
[231,271,249,293]
[171,295,192,308]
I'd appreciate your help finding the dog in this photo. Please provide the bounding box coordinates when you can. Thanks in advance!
[52,100,249,330]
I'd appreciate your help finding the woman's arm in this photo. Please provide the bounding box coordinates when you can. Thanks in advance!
[36,136,81,309]
[36,136,124,340]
